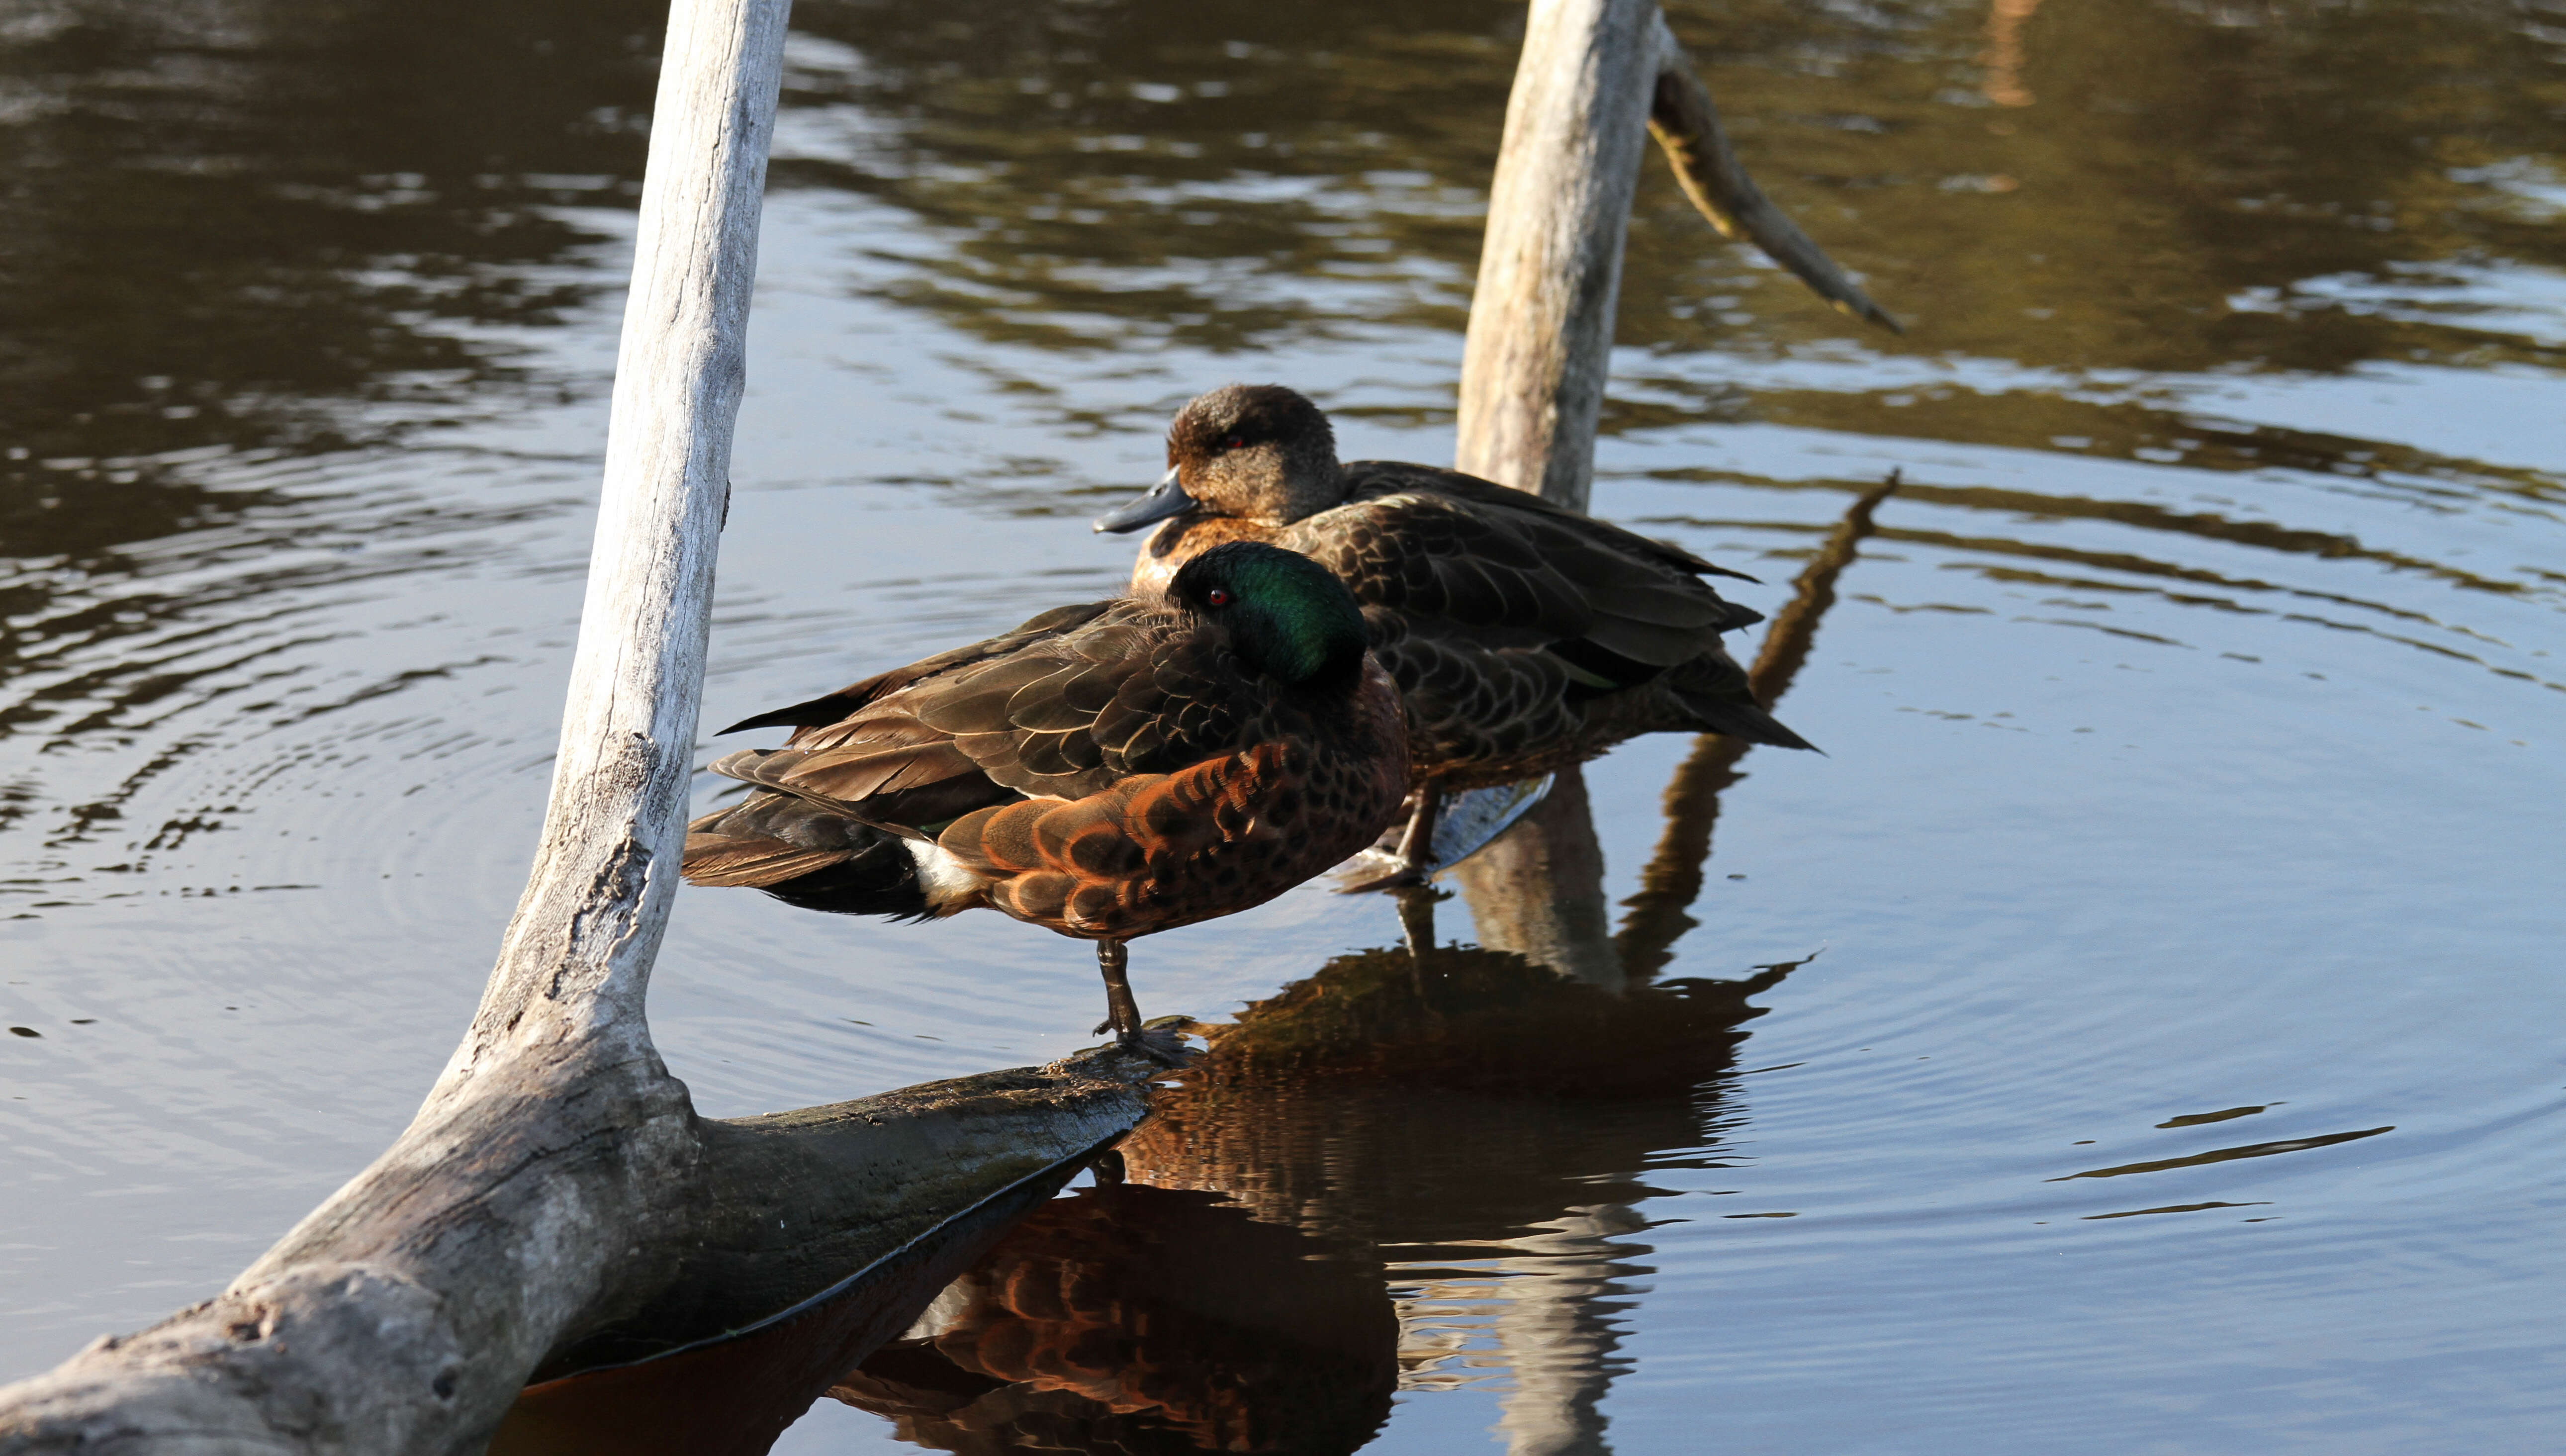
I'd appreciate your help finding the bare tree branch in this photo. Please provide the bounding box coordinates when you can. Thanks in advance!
[0,6,1171,1451]
[1648,14,1904,334]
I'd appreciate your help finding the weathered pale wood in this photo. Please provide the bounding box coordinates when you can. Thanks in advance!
[1451,2,1897,984]
[1454,0,1661,513]
[1456,4,1898,513]
[0,5,1173,1453]
[1447,0,1655,982]
[1646,15,1901,334]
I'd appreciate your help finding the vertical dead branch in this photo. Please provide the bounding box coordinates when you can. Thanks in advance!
[1450,2,1899,994]
[0,6,1168,1452]
[1448,0,1660,986]
[1454,0,1662,514]
[0,5,796,1447]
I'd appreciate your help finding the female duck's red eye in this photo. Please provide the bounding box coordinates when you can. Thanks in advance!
[1223,434,1245,452]
[1206,588,1231,607]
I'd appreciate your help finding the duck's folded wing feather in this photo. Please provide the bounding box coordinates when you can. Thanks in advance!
[1311,464,1762,672]
[679,835,854,888]
[707,601,1281,827]
[719,601,1117,737]
[913,617,1259,799]
[1353,465,1757,582]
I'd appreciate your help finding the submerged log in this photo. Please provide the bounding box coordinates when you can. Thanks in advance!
[0,4,1168,1453]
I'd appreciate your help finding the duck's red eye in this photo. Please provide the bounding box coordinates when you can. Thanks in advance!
[1206,588,1231,607]
[1223,434,1245,452]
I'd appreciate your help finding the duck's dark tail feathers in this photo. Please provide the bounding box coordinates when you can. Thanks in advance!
[1668,657,1819,753]
[682,792,933,919]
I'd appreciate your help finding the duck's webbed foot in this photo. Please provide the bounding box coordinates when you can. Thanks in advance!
[1124,1018,1196,1066]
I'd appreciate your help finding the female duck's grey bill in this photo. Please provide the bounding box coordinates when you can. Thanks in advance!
[1093,467,1199,534]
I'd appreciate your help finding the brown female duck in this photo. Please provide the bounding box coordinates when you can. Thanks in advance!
[681,542,1409,1050]
[1095,384,1810,877]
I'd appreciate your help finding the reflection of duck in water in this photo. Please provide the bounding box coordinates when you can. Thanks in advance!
[1123,939,1787,1231]
[1119,941,1792,1456]
[1095,385,1813,879]
[682,542,1409,1048]
[835,944,1789,1456]
[833,1183,1397,1454]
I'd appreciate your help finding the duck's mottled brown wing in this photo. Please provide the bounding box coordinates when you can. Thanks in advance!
[719,602,1118,737]
[1300,462,1764,671]
[932,657,1410,938]
[705,601,1280,829]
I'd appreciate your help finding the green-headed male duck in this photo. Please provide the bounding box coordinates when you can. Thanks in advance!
[1096,384,1811,880]
[682,541,1409,1052]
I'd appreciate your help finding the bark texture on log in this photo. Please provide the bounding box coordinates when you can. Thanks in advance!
[1450,0,1655,973]
[0,4,1171,1453]
[1454,0,1661,514]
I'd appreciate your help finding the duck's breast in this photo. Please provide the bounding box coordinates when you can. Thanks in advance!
[1131,515,1288,596]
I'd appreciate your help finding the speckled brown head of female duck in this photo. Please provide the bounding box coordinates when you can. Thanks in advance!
[1094,384,1347,535]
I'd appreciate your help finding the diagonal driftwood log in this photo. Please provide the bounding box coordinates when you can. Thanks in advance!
[0,3,1162,1452]
[1450,0,1893,992]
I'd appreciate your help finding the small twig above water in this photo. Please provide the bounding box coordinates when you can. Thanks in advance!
[1648,16,1904,336]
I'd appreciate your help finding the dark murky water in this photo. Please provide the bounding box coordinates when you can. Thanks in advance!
[5,1,2564,1450]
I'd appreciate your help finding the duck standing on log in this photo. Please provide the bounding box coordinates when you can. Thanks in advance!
[1096,384,1813,885]
[681,542,1410,1052]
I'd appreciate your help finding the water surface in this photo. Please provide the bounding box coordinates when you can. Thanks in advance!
[3,1,2563,1451]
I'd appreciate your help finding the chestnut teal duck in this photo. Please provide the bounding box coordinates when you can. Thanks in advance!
[1095,384,1811,880]
[683,542,1410,1050]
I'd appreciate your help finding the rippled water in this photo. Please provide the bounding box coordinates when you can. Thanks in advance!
[5,0,2564,1451]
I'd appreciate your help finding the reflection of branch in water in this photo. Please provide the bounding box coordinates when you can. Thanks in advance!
[1451,764,1621,990]
[1982,0,2047,108]
[1616,473,1900,983]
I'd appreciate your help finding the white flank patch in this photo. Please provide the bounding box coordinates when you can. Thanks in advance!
[903,836,986,909]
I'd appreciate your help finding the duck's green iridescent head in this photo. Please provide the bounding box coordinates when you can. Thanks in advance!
[1168,542,1370,691]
